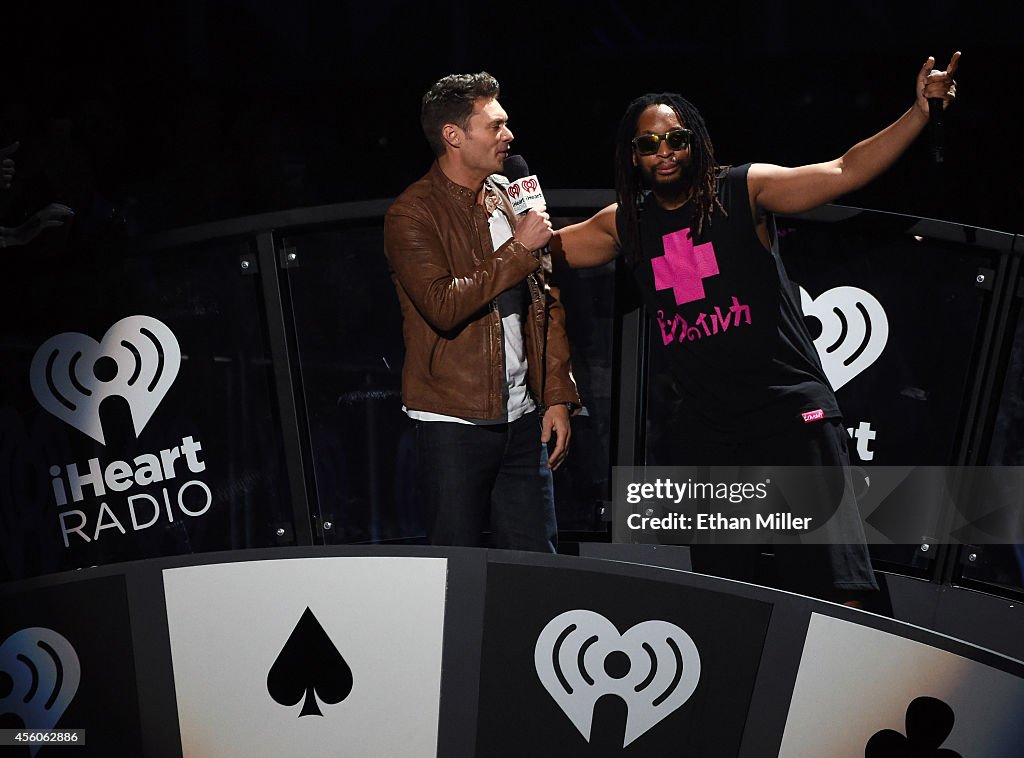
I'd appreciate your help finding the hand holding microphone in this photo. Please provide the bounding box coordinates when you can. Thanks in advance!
[917,52,960,164]
[503,154,552,252]
[515,208,552,252]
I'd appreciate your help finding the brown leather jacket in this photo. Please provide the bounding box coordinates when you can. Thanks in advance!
[384,162,580,419]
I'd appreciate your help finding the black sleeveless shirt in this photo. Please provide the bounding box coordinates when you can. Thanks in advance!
[619,163,839,441]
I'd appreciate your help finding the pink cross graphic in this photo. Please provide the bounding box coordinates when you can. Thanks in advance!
[650,228,719,305]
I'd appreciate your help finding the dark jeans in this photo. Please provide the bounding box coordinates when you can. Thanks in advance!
[414,410,557,552]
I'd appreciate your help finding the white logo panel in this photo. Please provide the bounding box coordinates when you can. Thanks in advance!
[801,286,888,390]
[30,315,180,445]
[163,557,447,758]
[0,628,81,756]
[780,614,1024,757]
[535,609,701,747]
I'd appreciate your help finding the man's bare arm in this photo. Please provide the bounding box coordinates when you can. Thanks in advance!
[750,52,960,216]
[550,203,621,269]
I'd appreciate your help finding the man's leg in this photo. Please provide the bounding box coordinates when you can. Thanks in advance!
[761,421,878,601]
[663,434,766,583]
[415,421,504,547]
[489,410,558,553]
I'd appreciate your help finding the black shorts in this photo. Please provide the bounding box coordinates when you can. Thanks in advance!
[676,419,879,597]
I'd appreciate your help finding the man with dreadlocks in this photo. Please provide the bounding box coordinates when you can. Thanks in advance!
[553,54,959,603]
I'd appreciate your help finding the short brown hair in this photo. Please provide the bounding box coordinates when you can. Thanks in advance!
[421,72,500,157]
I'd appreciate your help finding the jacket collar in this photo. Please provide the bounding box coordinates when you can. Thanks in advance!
[430,161,500,209]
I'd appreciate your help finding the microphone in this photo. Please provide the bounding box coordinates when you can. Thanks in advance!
[496,155,545,315]
[927,69,944,164]
[503,154,530,183]
[502,154,547,216]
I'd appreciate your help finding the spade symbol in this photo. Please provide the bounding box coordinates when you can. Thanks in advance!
[267,607,353,717]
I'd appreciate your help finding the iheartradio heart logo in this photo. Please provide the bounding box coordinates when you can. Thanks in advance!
[800,286,889,390]
[0,628,81,757]
[535,609,701,747]
[508,183,521,199]
[522,178,538,193]
[30,315,181,445]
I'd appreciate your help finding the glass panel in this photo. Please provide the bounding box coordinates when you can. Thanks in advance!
[549,238,616,533]
[962,301,1024,596]
[282,226,414,544]
[782,221,993,578]
[0,238,295,580]
[283,216,616,543]
[956,546,1024,597]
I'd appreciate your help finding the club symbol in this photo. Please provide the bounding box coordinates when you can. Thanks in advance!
[535,609,700,747]
[267,608,353,717]
[30,315,181,445]
[865,696,962,757]
[0,628,81,758]
[800,285,888,390]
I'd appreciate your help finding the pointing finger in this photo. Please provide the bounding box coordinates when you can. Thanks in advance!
[945,50,961,76]
[918,56,935,88]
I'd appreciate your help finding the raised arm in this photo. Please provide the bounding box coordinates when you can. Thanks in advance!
[0,203,75,249]
[749,52,960,216]
[550,203,622,269]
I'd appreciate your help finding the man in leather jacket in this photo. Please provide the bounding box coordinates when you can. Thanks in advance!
[384,72,580,552]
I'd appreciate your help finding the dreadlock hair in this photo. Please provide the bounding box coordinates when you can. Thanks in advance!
[614,93,727,264]
[421,72,500,157]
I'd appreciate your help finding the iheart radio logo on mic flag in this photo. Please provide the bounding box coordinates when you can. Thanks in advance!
[507,174,546,215]
[30,315,181,445]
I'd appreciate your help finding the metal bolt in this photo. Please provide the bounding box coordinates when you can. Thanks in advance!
[976,274,985,284]
[275,528,285,537]
[323,521,333,531]
[920,543,930,553]
[286,252,297,263]
[644,508,654,517]
[240,260,250,271]
[968,553,978,562]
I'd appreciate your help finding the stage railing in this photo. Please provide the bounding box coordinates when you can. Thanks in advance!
[1,190,1021,652]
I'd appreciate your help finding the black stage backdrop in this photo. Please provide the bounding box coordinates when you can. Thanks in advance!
[1,1,1019,241]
